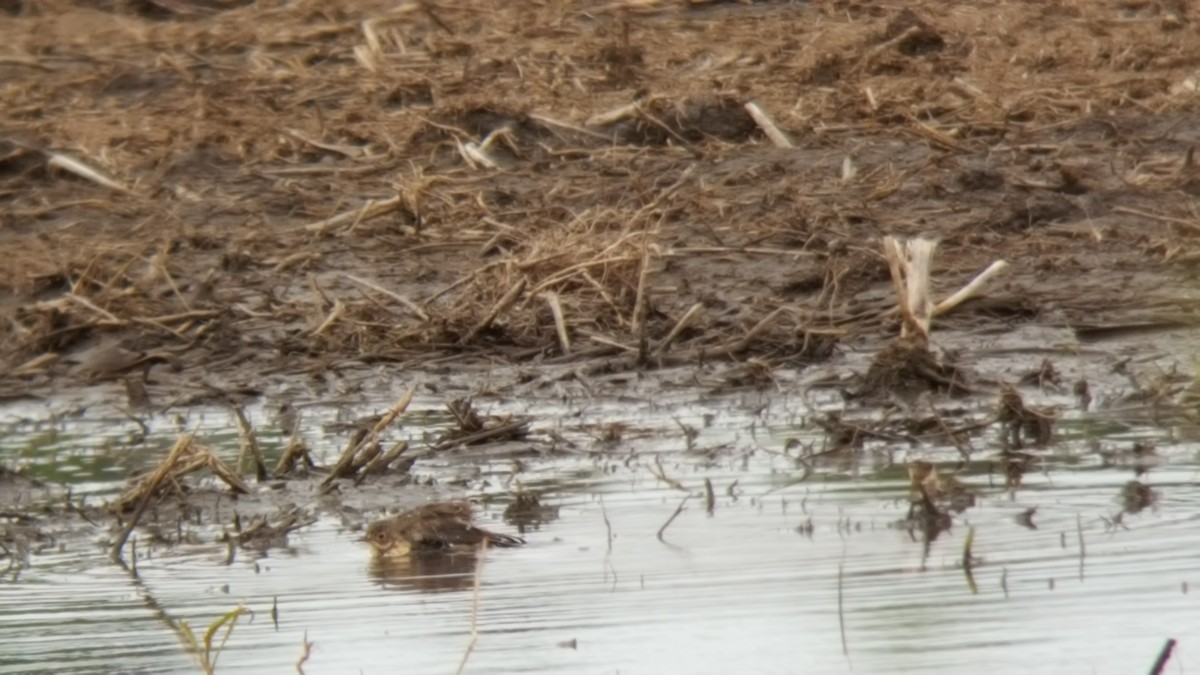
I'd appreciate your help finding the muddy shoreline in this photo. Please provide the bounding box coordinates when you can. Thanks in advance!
[1,4,1197,669]
[3,0,1200,405]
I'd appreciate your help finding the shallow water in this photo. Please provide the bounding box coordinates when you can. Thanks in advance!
[1,353,1197,674]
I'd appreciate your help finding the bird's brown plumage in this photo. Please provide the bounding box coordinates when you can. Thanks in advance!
[365,501,524,558]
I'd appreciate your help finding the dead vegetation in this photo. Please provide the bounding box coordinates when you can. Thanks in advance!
[1,0,1199,599]
[2,0,1200,397]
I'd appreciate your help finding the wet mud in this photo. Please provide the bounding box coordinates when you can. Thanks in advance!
[2,1,1200,673]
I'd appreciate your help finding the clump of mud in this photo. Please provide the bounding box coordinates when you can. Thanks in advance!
[855,335,970,401]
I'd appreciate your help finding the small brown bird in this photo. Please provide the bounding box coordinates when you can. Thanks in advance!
[365,501,524,558]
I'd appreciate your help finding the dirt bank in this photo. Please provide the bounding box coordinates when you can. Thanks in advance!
[2,0,1199,404]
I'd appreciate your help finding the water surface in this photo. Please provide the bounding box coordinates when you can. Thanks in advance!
[1,358,1195,674]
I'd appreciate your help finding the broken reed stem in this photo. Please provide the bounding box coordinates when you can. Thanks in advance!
[726,306,787,353]
[231,406,268,482]
[66,292,122,323]
[453,539,488,675]
[311,299,345,336]
[882,236,936,341]
[855,25,923,74]
[587,101,639,126]
[320,388,415,487]
[882,237,909,320]
[837,562,848,657]
[542,291,571,356]
[744,102,794,148]
[296,631,314,675]
[1112,205,1200,234]
[650,455,687,492]
[303,194,402,234]
[636,105,699,155]
[904,113,968,153]
[429,419,529,453]
[631,248,652,335]
[274,436,309,475]
[459,137,499,169]
[462,277,526,344]
[581,270,626,326]
[657,302,703,355]
[203,451,252,494]
[904,240,935,340]
[962,525,979,595]
[962,525,976,571]
[1149,638,1178,675]
[347,442,381,473]
[111,435,193,562]
[526,253,639,297]
[354,440,409,485]
[656,494,690,542]
[47,151,136,195]
[933,260,1009,317]
[528,112,614,141]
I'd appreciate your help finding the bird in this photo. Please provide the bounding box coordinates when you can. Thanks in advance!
[364,501,524,559]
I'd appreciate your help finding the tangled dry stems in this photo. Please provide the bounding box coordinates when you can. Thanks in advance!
[3,0,1200,387]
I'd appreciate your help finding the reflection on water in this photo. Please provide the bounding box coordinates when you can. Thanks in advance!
[368,551,482,594]
[0,369,1197,674]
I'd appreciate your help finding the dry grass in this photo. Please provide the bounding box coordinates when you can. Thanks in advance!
[3,0,1200,390]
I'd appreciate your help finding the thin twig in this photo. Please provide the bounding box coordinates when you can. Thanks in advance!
[462,278,526,344]
[656,495,690,542]
[657,302,703,355]
[342,274,431,321]
[838,563,849,657]
[1112,206,1200,234]
[303,195,403,234]
[1149,638,1178,675]
[725,306,788,353]
[295,631,314,674]
[599,496,613,555]
[311,299,345,336]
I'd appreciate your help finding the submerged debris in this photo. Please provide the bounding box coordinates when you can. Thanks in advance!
[502,492,560,533]
[1120,480,1159,515]
[436,398,530,449]
[999,448,1036,493]
[1099,440,1161,477]
[856,236,1004,401]
[858,335,970,401]
[908,460,977,515]
[903,460,978,559]
[225,507,317,552]
[1019,358,1062,391]
[997,386,1056,449]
